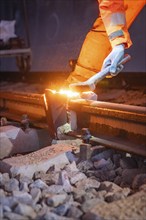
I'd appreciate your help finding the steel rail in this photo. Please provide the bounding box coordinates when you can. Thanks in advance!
[1,91,145,116]
[68,99,146,150]
[68,99,146,123]
[0,90,146,156]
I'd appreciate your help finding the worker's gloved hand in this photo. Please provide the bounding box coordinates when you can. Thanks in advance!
[102,44,125,77]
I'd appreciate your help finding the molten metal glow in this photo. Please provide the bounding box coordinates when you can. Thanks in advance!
[81,91,94,94]
[48,89,80,98]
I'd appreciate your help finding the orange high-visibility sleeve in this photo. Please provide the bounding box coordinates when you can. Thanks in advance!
[98,0,132,48]
[66,1,145,85]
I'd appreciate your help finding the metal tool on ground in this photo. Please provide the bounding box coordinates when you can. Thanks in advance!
[69,54,131,93]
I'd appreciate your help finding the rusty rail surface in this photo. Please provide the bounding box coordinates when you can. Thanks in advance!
[69,99,146,139]
[0,90,146,157]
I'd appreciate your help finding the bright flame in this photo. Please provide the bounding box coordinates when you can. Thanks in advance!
[81,91,94,94]
[59,89,79,98]
[48,89,80,98]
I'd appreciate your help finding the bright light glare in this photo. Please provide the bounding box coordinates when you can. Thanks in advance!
[59,89,79,98]
[82,91,94,94]
[48,89,80,98]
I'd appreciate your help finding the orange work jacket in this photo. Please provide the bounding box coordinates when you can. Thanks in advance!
[98,0,145,48]
[66,0,145,85]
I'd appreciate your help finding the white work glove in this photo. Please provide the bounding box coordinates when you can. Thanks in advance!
[102,44,125,77]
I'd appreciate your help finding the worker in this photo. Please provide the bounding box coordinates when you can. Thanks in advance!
[56,0,145,138]
[64,0,145,89]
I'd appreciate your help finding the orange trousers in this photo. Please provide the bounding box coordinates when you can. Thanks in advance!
[66,0,145,84]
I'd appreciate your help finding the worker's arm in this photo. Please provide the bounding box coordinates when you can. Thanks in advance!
[98,0,132,49]
[98,0,132,75]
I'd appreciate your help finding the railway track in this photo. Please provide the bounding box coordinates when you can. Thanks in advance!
[0,88,146,157]
[0,75,146,220]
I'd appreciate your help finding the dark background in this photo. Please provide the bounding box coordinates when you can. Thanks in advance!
[0,0,146,73]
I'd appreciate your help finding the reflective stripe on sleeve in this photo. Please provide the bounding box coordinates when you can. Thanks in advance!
[109,30,124,40]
